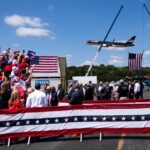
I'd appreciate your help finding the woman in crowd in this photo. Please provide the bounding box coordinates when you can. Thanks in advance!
[0,82,11,109]
[8,90,22,109]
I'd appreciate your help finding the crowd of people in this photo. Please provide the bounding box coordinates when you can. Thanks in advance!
[0,48,36,110]
[96,79,144,100]
[0,48,145,111]
[66,79,144,104]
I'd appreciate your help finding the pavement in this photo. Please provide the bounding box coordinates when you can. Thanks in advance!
[1,134,150,150]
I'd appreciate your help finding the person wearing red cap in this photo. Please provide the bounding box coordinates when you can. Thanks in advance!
[14,51,20,57]
[4,59,13,72]
[19,57,28,69]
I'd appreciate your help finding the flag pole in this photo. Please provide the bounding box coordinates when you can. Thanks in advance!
[127,51,132,78]
[143,4,150,15]
[141,50,145,78]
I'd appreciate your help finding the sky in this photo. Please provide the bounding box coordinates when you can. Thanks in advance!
[0,0,150,68]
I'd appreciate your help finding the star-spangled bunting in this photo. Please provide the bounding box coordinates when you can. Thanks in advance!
[1,103,150,139]
[0,115,149,128]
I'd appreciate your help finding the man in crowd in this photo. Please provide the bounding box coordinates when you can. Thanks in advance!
[140,80,144,99]
[128,80,134,99]
[105,82,112,100]
[134,80,141,99]
[67,83,75,100]
[46,86,58,106]
[57,84,64,100]
[26,83,48,107]
[89,80,94,100]
[97,81,107,100]
[84,84,94,100]
[70,83,83,105]
[117,79,128,100]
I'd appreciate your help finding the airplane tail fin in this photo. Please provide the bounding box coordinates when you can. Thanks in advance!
[126,36,136,44]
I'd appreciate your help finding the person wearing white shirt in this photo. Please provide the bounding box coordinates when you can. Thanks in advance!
[134,80,141,99]
[26,83,48,107]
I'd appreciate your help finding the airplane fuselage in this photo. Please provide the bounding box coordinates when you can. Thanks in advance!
[87,40,134,47]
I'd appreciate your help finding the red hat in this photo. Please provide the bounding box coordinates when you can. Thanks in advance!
[19,75,24,79]
[14,51,20,56]
[14,70,20,76]
[22,57,27,62]
[19,62,27,69]
[5,65,12,71]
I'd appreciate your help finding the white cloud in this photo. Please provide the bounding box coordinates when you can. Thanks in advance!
[66,54,73,63]
[12,43,20,47]
[16,27,51,37]
[81,60,99,66]
[143,62,150,67]
[49,34,56,40]
[4,14,48,27]
[4,14,56,38]
[108,56,124,65]
[143,50,150,57]
[90,45,127,51]
[143,59,150,67]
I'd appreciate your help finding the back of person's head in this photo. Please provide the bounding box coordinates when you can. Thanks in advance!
[105,82,109,86]
[113,82,117,86]
[1,82,9,93]
[69,83,73,88]
[75,83,80,89]
[89,80,92,84]
[120,79,124,84]
[84,84,88,88]
[51,86,56,93]
[35,83,41,90]
[46,86,51,93]
[58,84,61,89]
[4,70,11,78]
[99,81,103,85]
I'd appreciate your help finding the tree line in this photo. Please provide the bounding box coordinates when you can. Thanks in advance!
[67,64,150,82]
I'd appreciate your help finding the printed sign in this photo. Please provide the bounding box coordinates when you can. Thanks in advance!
[35,80,50,85]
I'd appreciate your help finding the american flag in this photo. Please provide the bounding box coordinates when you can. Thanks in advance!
[1,102,150,139]
[31,56,58,73]
[27,50,36,59]
[128,52,143,71]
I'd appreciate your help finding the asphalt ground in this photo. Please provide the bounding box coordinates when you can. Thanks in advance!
[1,134,150,150]
[0,86,150,150]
